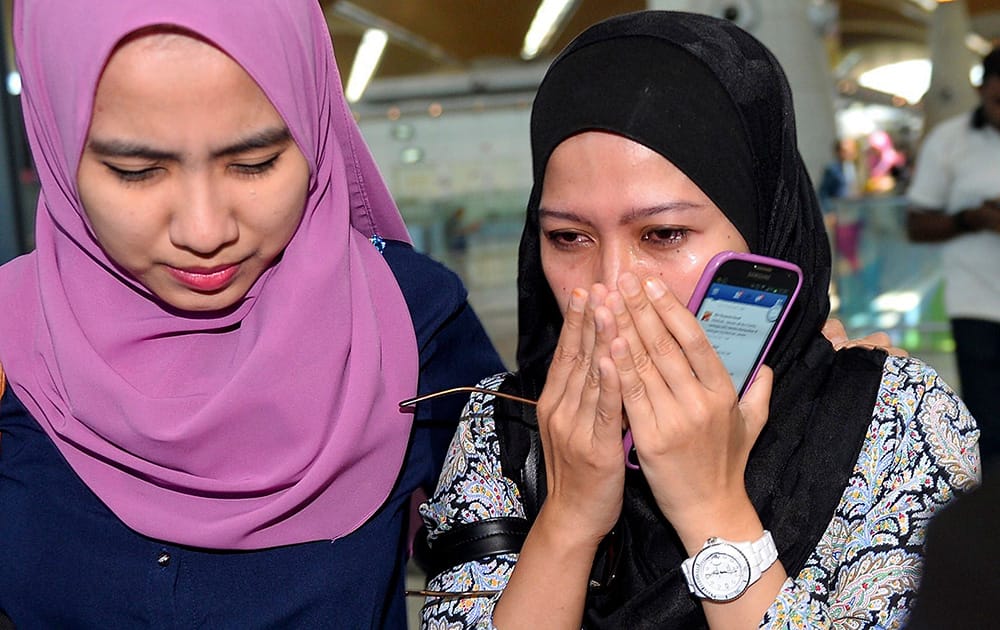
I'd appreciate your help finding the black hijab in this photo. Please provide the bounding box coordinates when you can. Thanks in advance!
[497,11,886,628]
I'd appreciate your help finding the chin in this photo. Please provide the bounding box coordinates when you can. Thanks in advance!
[155,288,244,314]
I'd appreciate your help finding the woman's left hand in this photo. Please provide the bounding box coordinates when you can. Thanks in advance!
[607,273,772,542]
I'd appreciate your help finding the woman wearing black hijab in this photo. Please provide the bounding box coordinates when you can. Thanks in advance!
[419,11,978,629]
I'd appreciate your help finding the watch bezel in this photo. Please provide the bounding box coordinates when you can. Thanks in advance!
[690,541,752,601]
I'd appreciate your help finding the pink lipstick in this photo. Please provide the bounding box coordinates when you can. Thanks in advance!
[167,264,239,292]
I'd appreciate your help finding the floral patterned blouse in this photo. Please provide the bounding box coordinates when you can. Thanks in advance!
[419,356,980,629]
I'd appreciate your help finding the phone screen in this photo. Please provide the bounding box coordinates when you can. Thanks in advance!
[690,259,800,396]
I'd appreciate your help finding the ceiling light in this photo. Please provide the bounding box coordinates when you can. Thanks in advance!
[346,28,388,103]
[521,0,579,61]
[859,59,931,104]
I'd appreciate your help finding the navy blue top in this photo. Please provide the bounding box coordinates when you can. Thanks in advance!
[0,241,504,629]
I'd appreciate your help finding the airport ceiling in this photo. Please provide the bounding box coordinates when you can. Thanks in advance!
[319,0,1000,107]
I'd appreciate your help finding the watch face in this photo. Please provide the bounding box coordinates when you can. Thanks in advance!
[692,544,752,601]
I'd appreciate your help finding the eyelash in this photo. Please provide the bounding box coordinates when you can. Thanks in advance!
[231,154,281,178]
[544,230,589,250]
[105,164,159,183]
[641,227,688,246]
[544,227,689,250]
[103,153,282,184]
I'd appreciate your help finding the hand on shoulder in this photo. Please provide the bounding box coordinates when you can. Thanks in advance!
[822,318,908,356]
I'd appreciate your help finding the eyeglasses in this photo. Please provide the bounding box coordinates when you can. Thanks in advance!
[398,386,537,409]
[404,588,502,602]
[400,386,641,470]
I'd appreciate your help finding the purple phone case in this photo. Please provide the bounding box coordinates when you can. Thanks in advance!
[623,251,803,470]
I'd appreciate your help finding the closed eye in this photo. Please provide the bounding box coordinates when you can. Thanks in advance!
[230,153,280,177]
[104,163,160,183]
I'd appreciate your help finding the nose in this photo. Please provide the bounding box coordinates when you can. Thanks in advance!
[599,240,632,291]
[169,175,239,255]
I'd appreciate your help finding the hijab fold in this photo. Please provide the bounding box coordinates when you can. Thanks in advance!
[0,0,418,550]
[500,11,885,628]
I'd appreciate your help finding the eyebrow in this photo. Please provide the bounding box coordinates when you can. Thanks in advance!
[539,202,705,226]
[86,126,294,161]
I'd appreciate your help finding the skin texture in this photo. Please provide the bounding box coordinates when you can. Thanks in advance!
[493,131,788,630]
[76,33,310,312]
[539,132,749,312]
[981,74,1000,132]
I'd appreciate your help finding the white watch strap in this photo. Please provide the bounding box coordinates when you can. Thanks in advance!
[750,530,779,574]
[681,530,778,599]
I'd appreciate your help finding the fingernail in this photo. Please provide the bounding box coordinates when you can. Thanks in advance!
[569,289,586,312]
[620,273,641,297]
[644,278,665,299]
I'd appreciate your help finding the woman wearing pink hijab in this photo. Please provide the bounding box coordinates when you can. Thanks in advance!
[0,1,501,626]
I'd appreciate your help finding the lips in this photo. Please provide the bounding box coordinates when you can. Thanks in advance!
[166,263,240,292]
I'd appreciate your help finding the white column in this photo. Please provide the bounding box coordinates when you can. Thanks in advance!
[924,0,978,131]
[646,0,838,184]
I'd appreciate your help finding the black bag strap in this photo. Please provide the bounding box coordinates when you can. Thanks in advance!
[414,516,531,579]
[413,375,542,580]
[496,375,547,520]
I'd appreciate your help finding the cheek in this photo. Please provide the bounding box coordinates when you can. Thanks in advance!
[78,178,156,265]
[540,247,572,313]
[655,261,703,307]
[247,170,309,248]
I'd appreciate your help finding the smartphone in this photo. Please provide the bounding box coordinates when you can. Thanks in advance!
[623,251,802,469]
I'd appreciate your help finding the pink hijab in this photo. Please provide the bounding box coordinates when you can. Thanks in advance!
[0,0,419,549]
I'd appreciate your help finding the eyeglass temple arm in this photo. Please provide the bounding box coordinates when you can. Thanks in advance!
[398,386,537,408]
[405,588,502,601]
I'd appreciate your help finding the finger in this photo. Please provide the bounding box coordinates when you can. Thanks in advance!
[646,276,736,395]
[610,336,671,450]
[831,331,910,357]
[544,288,588,390]
[738,364,773,440]
[594,355,624,447]
[563,285,608,407]
[625,274,732,396]
[538,289,589,446]
[580,302,616,414]
[605,289,654,388]
[821,318,849,348]
[858,332,909,357]
[615,274,691,391]
[606,290,638,351]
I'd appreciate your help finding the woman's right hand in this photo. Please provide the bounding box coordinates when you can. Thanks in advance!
[534,284,625,546]
[493,286,625,629]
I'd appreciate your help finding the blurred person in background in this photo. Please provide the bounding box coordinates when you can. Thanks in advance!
[818,137,861,215]
[906,46,1000,472]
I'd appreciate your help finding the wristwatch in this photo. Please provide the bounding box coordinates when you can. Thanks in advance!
[681,530,778,602]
